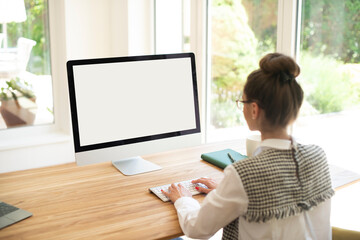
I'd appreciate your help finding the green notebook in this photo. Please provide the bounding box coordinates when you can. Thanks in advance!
[201,149,248,169]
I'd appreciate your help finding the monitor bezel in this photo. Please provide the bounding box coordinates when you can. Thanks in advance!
[67,52,201,153]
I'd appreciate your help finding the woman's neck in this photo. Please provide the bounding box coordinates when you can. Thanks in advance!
[260,128,290,141]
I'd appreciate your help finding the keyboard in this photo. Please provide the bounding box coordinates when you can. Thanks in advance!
[149,178,208,202]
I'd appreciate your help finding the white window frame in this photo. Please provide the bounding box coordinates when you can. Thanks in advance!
[189,0,208,143]
[277,0,299,57]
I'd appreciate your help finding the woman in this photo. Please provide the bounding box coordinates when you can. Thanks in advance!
[162,53,334,240]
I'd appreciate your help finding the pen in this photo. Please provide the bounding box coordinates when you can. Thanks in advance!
[227,153,236,163]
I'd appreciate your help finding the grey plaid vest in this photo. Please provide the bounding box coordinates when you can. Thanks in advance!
[222,143,334,240]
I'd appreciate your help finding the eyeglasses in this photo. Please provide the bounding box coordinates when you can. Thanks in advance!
[236,99,253,111]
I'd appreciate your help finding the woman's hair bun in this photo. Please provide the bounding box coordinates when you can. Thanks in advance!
[259,53,300,78]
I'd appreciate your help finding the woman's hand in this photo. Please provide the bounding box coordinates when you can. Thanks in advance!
[162,183,192,203]
[192,177,218,194]
[162,177,218,203]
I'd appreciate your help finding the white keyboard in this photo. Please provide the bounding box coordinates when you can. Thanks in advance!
[149,178,208,202]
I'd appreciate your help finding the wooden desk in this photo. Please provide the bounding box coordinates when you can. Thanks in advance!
[0,140,245,240]
[1,139,359,239]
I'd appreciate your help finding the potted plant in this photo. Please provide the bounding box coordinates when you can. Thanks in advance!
[0,77,37,128]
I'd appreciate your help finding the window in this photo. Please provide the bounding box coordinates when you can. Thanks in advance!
[207,0,278,142]
[0,0,53,130]
[293,0,360,172]
[206,0,360,173]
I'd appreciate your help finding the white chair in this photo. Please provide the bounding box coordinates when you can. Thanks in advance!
[0,37,36,79]
[16,37,36,73]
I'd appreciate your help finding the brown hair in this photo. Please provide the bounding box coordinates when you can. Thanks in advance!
[243,53,304,129]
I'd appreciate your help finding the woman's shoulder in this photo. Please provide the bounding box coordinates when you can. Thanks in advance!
[296,142,324,151]
[295,142,327,158]
[231,150,281,172]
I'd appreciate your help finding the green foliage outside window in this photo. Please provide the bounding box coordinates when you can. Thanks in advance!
[300,0,360,114]
[211,0,360,128]
[301,0,360,64]
[211,0,276,128]
[3,0,50,75]
[300,53,359,114]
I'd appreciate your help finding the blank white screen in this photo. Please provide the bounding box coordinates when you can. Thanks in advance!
[73,57,197,146]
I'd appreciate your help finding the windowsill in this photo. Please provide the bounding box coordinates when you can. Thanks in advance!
[0,126,75,173]
[0,129,71,151]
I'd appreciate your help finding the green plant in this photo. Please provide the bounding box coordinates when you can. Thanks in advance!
[0,78,36,103]
[300,53,360,114]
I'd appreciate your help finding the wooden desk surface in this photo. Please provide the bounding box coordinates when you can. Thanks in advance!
[0,140,245,240]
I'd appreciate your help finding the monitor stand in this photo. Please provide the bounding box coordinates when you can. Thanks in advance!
[112,156,162,175]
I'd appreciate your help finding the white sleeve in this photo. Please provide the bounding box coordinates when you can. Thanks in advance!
[174,165,249,239]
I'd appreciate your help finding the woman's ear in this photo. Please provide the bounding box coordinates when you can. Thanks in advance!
[251,102,260,120]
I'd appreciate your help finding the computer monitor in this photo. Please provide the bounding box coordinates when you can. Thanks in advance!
[67,52,201,175]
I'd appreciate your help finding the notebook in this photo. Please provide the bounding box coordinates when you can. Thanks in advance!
[0,201,32,229]
[201,148,247,169]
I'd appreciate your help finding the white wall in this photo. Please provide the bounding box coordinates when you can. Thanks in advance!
[110,0,130,55]
[65,0,154,59]
[127,0,154,55]
[65,0,113,59]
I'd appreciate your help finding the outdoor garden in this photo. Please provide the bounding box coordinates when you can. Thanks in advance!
[210,0,360,129]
